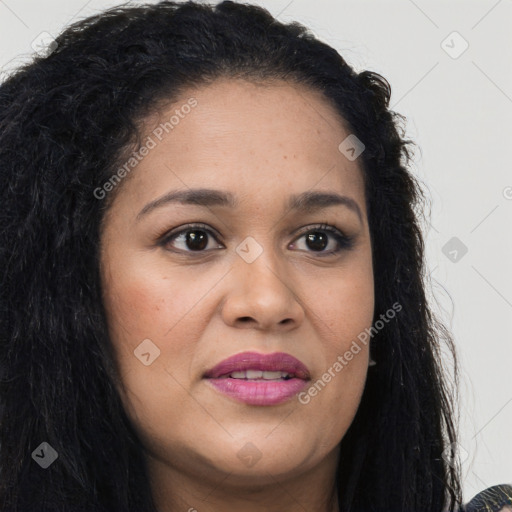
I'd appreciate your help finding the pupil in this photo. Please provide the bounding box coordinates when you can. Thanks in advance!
[306,232,327,251]
[186,230,208,251]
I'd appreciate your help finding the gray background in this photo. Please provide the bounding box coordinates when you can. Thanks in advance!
[1,0,510,500]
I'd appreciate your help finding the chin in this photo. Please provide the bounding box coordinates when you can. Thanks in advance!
[189,436,319,483]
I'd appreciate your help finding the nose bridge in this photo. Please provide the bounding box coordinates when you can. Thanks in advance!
[235,234,288,295]
[221,234,304,329]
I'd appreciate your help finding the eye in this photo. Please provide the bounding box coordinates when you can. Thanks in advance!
[289,223,354,256]
[159,222,354,256]
[160,223,223,253]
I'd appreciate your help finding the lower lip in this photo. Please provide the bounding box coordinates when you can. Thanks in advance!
[205,377,308,406]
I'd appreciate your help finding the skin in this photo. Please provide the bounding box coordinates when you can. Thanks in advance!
[99,78,375,512]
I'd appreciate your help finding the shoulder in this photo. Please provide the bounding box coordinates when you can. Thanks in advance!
[463,484,512,512]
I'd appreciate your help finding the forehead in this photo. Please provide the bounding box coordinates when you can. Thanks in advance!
[111,78,366,216]
[147,77,355,161]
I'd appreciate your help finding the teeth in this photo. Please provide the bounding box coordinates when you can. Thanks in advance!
[228,370,292,380]
[230,371,248,379]
[246,370,263,379]
[262,371,286,380]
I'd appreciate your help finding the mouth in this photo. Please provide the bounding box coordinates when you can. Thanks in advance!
[203,351,310,406]
[215,369,296,380]
[203,350,310,380]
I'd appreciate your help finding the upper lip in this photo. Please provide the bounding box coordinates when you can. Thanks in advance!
[204,351,310,380]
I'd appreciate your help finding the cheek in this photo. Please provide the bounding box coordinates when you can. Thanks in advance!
[310,257,375,348]
[101,257,212,344]
[104,279,168,339]
[100,258,213,402]
[101,268,202,439]
[299,258,374,422]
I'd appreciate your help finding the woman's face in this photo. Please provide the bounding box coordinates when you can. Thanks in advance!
[100,78,374,500]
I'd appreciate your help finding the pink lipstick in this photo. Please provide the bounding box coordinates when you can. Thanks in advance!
[203,351,310,406]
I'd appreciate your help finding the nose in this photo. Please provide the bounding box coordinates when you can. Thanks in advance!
[220,248,305,332]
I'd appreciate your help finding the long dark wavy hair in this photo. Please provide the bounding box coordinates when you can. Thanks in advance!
[0,1,462,510]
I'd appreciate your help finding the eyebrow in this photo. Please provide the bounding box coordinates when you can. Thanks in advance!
[136,188,363,223]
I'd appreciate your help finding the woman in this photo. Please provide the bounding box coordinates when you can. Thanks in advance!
[0,1,510,511]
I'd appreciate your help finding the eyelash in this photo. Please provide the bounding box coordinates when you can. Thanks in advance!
[158,222,355,257]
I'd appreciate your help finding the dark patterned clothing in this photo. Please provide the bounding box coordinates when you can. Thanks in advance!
[463,484,512,512]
